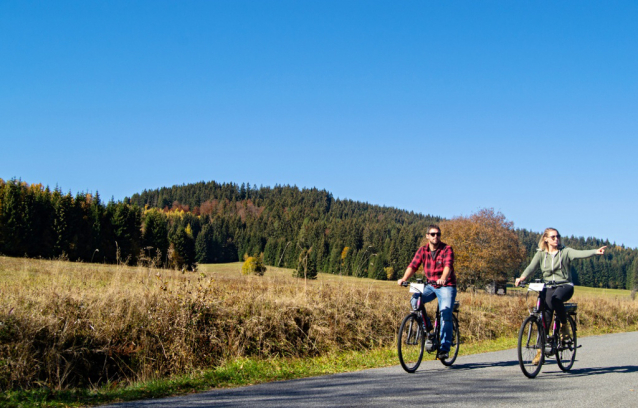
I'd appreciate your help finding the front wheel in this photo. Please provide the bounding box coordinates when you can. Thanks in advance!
[556,314,577,371]
[518,315,545,378]
[398,313,425,373]
[440,314,460,366]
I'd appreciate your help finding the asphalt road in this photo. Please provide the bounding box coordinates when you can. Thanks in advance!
[103,331,638,408]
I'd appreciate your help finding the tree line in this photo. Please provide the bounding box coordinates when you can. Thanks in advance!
[1,178,636,290]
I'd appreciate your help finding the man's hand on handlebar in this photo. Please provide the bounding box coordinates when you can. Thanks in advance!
[515,277,524,287]
[397,278,407,286]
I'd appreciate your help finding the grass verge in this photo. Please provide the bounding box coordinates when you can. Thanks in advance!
[3,334,522,408]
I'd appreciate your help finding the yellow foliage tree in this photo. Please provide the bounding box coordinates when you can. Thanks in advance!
[438,208,525,290]
[241,256,266,276]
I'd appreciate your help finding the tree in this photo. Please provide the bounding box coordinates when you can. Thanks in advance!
[293,247,317,279]
[242,255,266,276]
[439,208,526,291]
[142,209,169,265]
[195,223,213,264]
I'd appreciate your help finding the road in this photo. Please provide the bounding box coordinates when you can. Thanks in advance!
[103,331,638,408]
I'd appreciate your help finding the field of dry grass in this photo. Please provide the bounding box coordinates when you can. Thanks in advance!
[1,256,637,392]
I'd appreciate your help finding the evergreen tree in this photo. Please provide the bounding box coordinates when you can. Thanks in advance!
[142,209,169,265]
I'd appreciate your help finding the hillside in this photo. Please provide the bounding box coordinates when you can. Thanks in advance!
[1,178,636,288]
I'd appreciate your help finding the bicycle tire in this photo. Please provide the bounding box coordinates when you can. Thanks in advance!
[517,315,544,378]
[556,314,577,371]
[440,314,460,366]
[398,313,425,373]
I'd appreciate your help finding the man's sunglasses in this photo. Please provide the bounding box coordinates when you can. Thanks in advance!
[429,232,441,237]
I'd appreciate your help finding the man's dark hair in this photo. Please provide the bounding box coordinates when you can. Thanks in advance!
[427,225,441,234]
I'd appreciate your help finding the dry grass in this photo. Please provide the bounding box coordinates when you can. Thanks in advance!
[1,256,637,392]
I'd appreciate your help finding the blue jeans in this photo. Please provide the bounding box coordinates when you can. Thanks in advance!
[411,285,457,352]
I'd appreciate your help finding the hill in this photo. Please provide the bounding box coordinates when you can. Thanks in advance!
[1,178,636,289]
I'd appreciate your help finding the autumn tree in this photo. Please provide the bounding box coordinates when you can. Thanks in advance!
[439,208,525,290]
[242,255,266,276]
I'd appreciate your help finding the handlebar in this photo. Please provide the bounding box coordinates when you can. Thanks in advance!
[401,280,438,287]
[522,280,569,291]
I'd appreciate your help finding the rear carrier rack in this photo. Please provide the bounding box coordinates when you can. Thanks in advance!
[564,303,578,314]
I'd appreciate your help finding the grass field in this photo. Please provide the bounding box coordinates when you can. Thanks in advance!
[1,257,637,407]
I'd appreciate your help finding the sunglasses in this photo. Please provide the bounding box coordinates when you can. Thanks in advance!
[548,235,560,240]
[429,232,441,237]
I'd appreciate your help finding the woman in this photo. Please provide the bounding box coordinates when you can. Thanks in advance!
[515,228,606,339]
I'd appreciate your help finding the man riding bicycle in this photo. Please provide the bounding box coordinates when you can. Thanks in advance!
[397,225,456,360]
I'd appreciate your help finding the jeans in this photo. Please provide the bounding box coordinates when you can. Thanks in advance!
[411,285,457,352]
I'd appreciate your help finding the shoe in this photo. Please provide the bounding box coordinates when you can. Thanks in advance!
[437,351,449,360]
[532,349,542,365]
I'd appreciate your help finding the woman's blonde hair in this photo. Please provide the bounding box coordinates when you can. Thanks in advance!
[538,228,560,252]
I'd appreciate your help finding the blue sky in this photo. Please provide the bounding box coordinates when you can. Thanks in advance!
[1,1,637,248]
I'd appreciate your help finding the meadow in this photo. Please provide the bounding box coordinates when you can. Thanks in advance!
[1,256,637,405]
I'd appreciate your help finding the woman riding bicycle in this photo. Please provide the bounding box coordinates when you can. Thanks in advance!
[515,228,606,340]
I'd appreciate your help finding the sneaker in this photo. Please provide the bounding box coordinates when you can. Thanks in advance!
[437,351,449,360]
[532,349,542,365]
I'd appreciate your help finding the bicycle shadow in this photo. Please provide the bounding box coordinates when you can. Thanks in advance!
[545,364,638,377]
[443,359,520,370]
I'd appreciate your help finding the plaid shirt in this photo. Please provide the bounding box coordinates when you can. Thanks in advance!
[408,243,456,287]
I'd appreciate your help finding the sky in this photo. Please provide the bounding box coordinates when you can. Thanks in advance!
[1,1,637,248]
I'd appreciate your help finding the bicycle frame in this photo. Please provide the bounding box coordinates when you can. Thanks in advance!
[518,280,579,378]
[397,279,460,373]
[527,281,568,344]
[407,280,459,355]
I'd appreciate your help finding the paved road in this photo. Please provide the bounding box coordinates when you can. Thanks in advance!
[103,331,638,407]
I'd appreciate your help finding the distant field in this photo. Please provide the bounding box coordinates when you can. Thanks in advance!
[1,256,637,397]
[507,282,634,300]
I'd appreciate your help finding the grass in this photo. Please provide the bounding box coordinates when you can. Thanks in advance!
[1,257,637,407]
[3,335,524,408]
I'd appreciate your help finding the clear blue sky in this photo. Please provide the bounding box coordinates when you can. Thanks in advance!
[1,1,637,248]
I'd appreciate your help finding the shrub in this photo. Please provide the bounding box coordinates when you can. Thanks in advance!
[385,266,395,280]
[241,256,266,276]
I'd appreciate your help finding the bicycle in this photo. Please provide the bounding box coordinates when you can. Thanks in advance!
[517,280,579,378]
[397,279,460,373]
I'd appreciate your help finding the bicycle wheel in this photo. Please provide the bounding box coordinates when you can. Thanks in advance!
[556,314,577,371]
[440,314,460,366]
[517,315,545,378]
[398,313,425,373]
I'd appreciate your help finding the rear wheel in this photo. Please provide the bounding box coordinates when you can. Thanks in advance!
[518,315,544,378]
[556,314,577,371]
[440,314,460,366]
[398,313,425,373]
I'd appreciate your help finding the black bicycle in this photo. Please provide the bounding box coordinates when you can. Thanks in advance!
[397,279,460,373]
[517,280,578,378]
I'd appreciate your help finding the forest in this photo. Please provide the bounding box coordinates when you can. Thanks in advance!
[1,178,636,290]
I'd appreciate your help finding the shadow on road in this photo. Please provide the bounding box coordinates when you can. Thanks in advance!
[558,364,638,377]
[446,359,520,370]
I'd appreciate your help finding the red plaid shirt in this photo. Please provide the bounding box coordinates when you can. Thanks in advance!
[408,243,456,287]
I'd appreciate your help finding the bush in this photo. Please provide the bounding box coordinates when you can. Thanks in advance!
[241,256,266,276]
[385,266,395,280]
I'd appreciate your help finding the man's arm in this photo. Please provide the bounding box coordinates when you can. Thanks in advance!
[437,266,451,286]
[398,247,424,285]
[436,245,454,286]
[397,267,416,286]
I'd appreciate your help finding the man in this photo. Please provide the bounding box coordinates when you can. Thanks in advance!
[397,225,456,359]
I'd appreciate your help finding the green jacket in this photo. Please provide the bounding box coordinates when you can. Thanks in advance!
[520,247,598,283]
